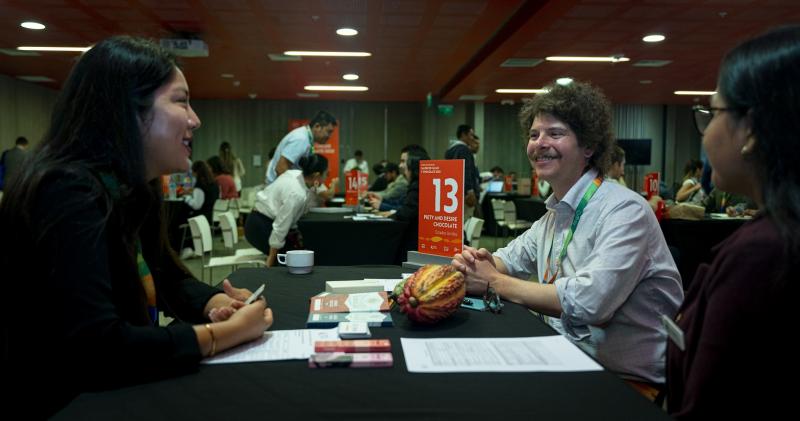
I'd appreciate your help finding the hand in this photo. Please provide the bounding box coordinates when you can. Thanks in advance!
[228,299,274,342]
[368,195,382,209]
[452,246,497,295]
[205,279,251,322]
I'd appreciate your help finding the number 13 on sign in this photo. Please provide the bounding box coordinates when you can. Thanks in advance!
[432,178,459,213]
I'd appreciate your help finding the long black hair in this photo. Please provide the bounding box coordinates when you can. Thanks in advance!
[0,36,184,290]
[718,25,800,283]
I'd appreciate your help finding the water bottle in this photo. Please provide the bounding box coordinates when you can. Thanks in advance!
[168,178,177,199]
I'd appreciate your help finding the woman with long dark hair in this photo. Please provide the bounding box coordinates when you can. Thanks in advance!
[219,141,246,193]
[0,36,272,417]
[667,26,800,418]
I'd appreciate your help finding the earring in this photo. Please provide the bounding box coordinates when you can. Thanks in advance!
[741,145,750,154]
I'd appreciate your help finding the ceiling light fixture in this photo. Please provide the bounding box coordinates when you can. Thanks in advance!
[495,88,548,94]
[546,56,629,62]
[20,21,46,30]
[342,73,359,80]
[17,45,90,52]
[220,73,234,78]
[642,34,666,43]
[285,50,371,57]
[674,90,716,95]
[305,85,368,91]
[556,77,573,86]
[336,28,358,36]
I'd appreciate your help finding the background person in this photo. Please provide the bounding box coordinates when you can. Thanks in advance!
[265,111,336,184]
[208,155,238,199]
[219,141,246,194]
[0,36,272,417]
[246,154,328,267]
[675,159,706,204]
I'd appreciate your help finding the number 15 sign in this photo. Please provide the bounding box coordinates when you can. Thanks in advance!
[418,160,464,257]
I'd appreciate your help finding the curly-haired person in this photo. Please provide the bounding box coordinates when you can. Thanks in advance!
[452,80,683,398]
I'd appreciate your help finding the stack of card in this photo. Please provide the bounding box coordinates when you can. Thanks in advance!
[309,339,393,368]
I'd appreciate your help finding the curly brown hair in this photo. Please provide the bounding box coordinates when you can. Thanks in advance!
[519,80,614,175]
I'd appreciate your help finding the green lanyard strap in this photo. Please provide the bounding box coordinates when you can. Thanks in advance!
[543,177,602,284]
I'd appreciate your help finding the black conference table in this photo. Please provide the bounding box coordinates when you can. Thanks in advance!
[660,216,748,290]
[298,212,409,265]
[55,266,669,420]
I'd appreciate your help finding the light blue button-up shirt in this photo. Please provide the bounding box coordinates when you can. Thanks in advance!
[495,169,683,383]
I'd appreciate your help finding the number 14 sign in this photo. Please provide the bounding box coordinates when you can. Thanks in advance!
[418,160,464,257]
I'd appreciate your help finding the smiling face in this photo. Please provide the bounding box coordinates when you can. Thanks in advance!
[141,68,200,180]
[526,113,593,199]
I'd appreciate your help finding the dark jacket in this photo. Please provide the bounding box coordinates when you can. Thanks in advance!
[394,179,419,258]
[0,168,220,417]
[667,216,793,419]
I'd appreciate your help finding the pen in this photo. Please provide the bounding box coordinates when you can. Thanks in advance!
[244,283,265,305]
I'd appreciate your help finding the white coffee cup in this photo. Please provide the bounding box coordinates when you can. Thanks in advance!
[277,250,314,274]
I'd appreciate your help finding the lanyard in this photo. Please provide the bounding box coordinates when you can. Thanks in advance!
[542,177,602,284]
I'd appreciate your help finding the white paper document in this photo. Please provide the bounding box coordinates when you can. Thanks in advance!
[202,328,339,364]
[400,336,603,373]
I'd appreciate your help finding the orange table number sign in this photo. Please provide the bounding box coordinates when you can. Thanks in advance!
[644,172,660,199]
[418,160,464,257]
[345,169,367,206]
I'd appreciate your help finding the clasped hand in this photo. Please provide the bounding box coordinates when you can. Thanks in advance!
[451,246,499,295]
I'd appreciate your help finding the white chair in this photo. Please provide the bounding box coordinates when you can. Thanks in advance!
[237,187,258,215]
[464,217,485,249]
[491,198,509,236]
[502,200,532,237]
[218,211,264,259]
[188,215,264,284]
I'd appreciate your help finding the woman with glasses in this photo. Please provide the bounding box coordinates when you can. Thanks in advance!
[667,26,800,419]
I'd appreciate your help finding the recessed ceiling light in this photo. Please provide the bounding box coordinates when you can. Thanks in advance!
[342,73,359,80]
[546,56,629,63]
[17,45,90,52]
[674,90,716,95]
[305,85,368,91]
[20,21,45,30]
[233,80,241,87]
[556,77,573,86]
[643,34,666,43]
[220,73,234,78]
[495,88,548,94]
[640,80,653,84]
[284,51,371,57]
[336,28,358,36]
[248,93,257,99]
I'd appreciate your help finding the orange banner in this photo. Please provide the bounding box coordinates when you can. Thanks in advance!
[344,169,368,206]
[288,119,339,188]
[418,160,464,257]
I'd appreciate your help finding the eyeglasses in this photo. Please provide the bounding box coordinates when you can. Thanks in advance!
[692,105,744,134]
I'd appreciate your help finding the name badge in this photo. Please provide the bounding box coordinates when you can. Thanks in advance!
[661,314,685,351]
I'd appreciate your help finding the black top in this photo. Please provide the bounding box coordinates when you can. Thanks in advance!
[394,179,419,257]
[0,168,221,417]
[54,266,671,421]
[667,216,794,419]
[444,142,479,195]
[369,174,388,192]
[194,179,220,222]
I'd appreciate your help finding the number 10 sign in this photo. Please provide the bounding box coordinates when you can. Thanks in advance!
[418,160,464,257]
